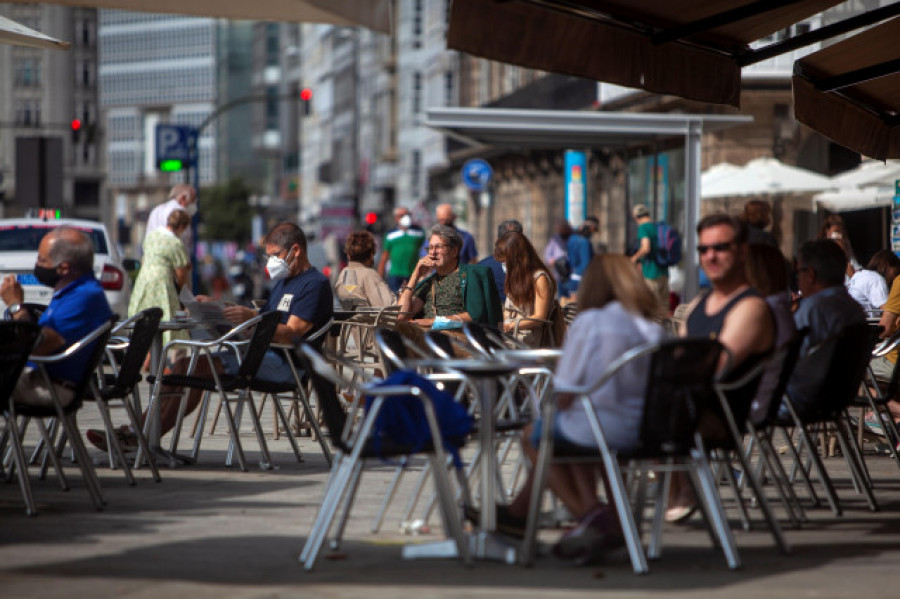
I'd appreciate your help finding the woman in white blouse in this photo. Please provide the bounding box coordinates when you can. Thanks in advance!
[486,254,665,563]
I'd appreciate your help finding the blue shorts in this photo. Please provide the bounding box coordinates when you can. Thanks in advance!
[216,348,295,385]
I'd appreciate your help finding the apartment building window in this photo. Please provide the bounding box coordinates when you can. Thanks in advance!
[15,58,41,87]
[266,23,280,66]
[445,71,454,105]
[81,61,92,87]
[265,86,279,129]
[411,150,421,198]
[413,72,422,114]
[412,0,423,48]
[16,100,41,126]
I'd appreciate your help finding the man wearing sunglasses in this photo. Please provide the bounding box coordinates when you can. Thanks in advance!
[666,213,776,524]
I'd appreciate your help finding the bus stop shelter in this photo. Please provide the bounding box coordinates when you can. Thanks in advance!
[424,107,752,300]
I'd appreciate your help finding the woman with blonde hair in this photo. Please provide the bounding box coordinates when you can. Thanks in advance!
[494,231,557,347]
[479,254,665,563]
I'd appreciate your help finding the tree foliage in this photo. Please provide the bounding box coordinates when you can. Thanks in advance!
[199,177,256,243]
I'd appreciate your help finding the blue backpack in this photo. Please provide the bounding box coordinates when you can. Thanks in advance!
[654,222,682,267]
[365,370,473,466]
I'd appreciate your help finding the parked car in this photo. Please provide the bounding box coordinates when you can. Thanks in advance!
[0,217,133,316]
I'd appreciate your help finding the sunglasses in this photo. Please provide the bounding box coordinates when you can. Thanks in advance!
[696,240,735,255]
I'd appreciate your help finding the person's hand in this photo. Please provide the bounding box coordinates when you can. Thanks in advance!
[502,320,516,333]
[411,255,437,281]
[222,304,255,324]
[411,318,435,328]
[0,274,24,306]
[194,294,211,303]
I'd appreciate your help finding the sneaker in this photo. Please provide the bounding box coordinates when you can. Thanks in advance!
[864,412,888,437]
[86,426,139,453]
[552,506,625,565]
[463,503,528,538]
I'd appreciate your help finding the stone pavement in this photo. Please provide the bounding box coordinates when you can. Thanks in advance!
[2,402,900,599]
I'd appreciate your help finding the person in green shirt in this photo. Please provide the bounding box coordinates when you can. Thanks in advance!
[378,207,425,292]
[629,204,669,313]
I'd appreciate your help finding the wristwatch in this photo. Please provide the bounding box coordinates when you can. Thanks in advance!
[8,303,24,317]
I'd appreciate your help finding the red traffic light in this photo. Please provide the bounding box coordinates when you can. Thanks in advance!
[300,88,313,102]
[364,212,378,226]
[71,119,82,131]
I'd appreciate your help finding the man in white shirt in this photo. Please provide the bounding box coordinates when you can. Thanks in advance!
[146,184,197,247]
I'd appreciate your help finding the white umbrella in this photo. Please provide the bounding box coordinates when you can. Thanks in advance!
[13,0,391,34]
[701,157,834,199]
[814,185,896,213]
[0,14,70,50]
[700,162,741,190]
[831,160,900,188]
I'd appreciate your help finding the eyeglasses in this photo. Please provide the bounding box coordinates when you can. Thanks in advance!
[696,240,735,255]
[430,243,450,253]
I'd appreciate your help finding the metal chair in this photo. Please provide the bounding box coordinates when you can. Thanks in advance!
[87,307,163,484]
[769,322,877,516]
[145,311,281,471]
[0,321,43,515]
[521,338,736,573]
[7,318,115,513]
[295,343,470,571]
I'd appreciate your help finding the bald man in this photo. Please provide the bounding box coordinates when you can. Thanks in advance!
[1,227,113,408]
[420,203,478,264]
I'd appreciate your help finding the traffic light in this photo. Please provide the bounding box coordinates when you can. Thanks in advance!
[159,159,185,172]
[364,212,378,226]
[70,119,82,144]
[300,87,313,116]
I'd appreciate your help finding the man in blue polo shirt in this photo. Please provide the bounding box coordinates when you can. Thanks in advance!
[2,227,113,408]
[87,221,334,451]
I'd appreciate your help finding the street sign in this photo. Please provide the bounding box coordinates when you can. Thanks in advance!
[155,124,196,170]
[462,158,493,192]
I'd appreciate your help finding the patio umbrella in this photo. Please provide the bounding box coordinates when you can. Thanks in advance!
[815,186,896,213]
[831,160,900,189]
[701,157,834,199]
[13,0,391,34]
[0,14,70,50]
[700,162,741,192]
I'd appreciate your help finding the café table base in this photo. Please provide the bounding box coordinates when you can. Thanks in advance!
[401,531,517,564]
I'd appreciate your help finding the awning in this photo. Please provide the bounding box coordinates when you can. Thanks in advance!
[0,14,70,50]
[423,107,752,301]
[793,17,900,160]
[15,0,391,34]
[701,157,834,199]
[447,0,843,108]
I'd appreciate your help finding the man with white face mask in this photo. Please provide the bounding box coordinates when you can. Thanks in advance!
[145,184,198,249]
[378,206,425,293]
[88,221,334,451]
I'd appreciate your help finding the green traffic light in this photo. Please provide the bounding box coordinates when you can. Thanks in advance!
[159,159,184,172]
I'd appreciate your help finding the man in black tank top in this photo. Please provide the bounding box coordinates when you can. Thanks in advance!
[666,214,775,524]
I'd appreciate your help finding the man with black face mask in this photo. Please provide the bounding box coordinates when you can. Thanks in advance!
[1,227,113,408]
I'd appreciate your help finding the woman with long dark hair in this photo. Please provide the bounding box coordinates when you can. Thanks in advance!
[494,231,557,347]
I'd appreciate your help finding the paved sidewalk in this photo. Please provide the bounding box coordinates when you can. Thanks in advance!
[2,404,900,599]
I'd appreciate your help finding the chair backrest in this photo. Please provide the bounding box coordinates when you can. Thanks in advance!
[305,316,334,351]
[295,343,350,452]
[0,321,42,408]
[425,330,455,359]
[462,321,502,357]
[751,327,809,427]
[640,338,723,456]
[112,307,163,392]
[374,327,408,374]
[237,310,282,382]
[787,321,873,420]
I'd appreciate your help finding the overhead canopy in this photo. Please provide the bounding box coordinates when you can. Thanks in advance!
[448,0,900,158]
[0,14,70,49]
[448,0,844,108]
[794,17,900,160]
[425,107,752,149]
[424,107,752,301]
[15,0,391,34]
[831,160,900,188]
[814,186,896,213]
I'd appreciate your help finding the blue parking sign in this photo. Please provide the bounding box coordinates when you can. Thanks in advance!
[155,124,196,166]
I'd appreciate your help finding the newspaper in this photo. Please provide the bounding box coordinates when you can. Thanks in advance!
[179,287,234,339]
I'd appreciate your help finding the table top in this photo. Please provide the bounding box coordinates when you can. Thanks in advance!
[409,357,525,376]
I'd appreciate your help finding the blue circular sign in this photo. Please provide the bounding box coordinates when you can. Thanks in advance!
[462,159,493,192]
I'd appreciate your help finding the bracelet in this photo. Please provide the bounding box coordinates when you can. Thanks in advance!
[401,285,414,293]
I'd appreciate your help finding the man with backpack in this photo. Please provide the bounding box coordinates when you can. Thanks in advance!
[630,204,670,312]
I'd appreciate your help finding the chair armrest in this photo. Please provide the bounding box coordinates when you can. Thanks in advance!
[29,321,112,364]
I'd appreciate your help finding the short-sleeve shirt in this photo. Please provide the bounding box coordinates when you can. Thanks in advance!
[382,228,425,277]
[265,266,334,345]
[882,277,900,363]
[414,269,466,319]
[637,221,665,280]
[847,269,888,313]
[36,274,113,383]
[793,285,866,356]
